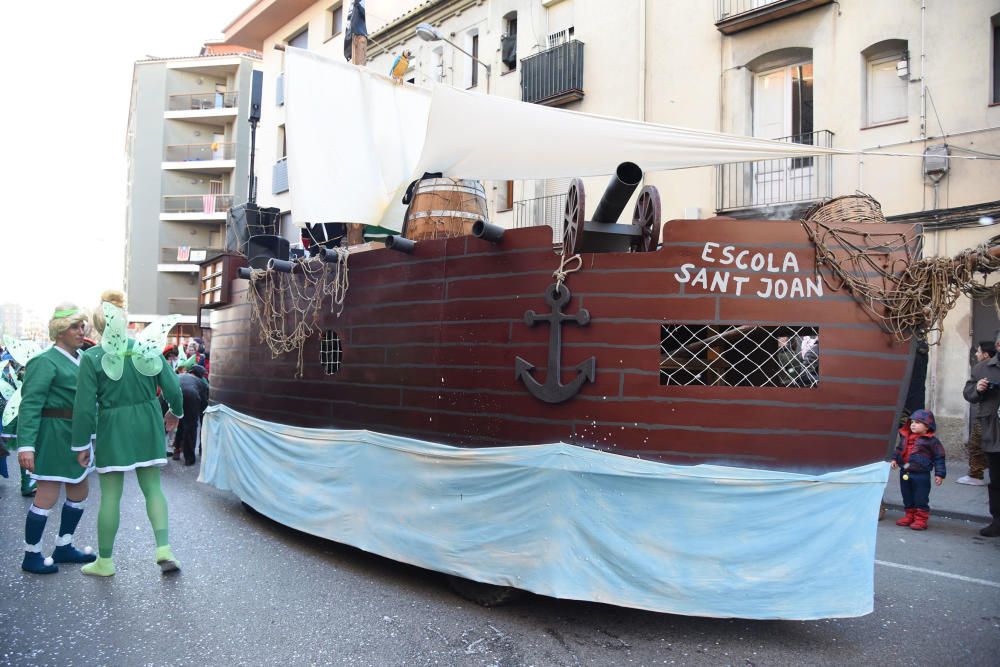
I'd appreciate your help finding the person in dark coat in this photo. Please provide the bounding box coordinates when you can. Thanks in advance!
[173,367,208,466]
[963,341,1000,538]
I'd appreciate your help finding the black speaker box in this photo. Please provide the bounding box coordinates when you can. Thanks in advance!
[247,234,290,270]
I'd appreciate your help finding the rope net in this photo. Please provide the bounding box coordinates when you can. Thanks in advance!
[802,213,1000,343]
[246,249,350,376]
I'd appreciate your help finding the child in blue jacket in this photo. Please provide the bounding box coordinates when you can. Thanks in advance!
[891,409,947,530]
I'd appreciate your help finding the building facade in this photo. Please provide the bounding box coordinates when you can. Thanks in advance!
[220,0,1000,419]
[124,51,261,334]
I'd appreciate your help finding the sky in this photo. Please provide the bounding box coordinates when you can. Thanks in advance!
[0,0,252,319]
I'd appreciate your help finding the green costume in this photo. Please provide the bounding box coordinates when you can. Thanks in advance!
[17,347,92,483]
[72,340,183,472]
[71,304,184,575]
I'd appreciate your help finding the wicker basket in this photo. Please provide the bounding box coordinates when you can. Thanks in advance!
[804,194,886,225]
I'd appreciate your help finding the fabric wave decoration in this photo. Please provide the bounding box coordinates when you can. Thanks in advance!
[284,47,848,232]
[200,404,887,620]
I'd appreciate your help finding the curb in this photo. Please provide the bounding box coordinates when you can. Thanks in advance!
[882,502,991,525]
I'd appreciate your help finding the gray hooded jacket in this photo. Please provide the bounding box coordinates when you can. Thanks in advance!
[963,355,1000,454]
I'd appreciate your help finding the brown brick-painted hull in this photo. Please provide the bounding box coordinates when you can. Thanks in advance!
[209,219,918,473]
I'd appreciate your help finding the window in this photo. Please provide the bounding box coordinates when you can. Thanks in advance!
[502,11,517,72]
[320,330,342,375]
[497,181,513,211]
[433,46,445,83]
[864,40,908,126]
[277,124,287,159]
[660,324,819,388]
[751,58,815,201]
[993,14,1000,104]
[471,33,480,88]
[288,27,309,50]
[328,3,343,39]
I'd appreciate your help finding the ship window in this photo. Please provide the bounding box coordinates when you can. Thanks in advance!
[660,324,819,388]
[320,330,341,375]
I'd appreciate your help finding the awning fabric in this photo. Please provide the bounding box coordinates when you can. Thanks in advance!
[200,404,887,620]
[284,48,849,232]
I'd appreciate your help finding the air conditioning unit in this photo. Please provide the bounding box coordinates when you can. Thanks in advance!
[923,144,950,182]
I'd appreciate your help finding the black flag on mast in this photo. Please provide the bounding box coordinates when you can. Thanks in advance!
[344,0,367,61]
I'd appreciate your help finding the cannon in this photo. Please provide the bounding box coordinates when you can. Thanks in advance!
[561,161,661,255]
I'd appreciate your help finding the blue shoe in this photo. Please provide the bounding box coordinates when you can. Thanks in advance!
[22,551,58,574]
[52,544,97,564]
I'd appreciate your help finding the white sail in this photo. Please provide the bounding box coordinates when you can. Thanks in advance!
[285,47,848,231]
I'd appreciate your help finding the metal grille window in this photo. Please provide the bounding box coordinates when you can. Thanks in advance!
[320,330,342,375]
[660,324,819,388]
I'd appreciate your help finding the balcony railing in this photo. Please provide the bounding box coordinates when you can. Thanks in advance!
[513,193,566,244]
[160,247,224,264]
[273,157,289,194]
[716,130,833,213]
[714,0,834,34]
[161,194,234,214]
[521,40,584,106]
[167,91,238,111]
[168,297,199,317]
[164,142,236,162]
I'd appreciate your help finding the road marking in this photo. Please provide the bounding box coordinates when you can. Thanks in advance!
[876,560,1000,588]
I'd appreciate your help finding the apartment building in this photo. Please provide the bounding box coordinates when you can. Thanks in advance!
[124,49,261,336]
[220,0,1000,420]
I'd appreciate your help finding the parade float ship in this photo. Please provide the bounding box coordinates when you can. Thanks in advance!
[198,49,994,621]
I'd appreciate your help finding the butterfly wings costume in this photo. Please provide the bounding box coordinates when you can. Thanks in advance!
[71,304,184,473]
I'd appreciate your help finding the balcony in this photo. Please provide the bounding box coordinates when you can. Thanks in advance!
[521,40,584,106]
[160,194,233,222]
[273,157,289,194]
[162,142,236,172]
[168,91,238,111]
[513,193,566,244]
[158,247,224,272]
[716,130,833,216]
[165,91,239,120]
[714,0,834,34]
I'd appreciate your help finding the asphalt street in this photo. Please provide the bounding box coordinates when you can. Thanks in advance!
[1,461,997,667]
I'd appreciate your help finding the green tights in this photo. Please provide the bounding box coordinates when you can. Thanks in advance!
[96,467,169,558]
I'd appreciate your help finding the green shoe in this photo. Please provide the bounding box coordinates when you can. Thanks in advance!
[155,546,181,573]
[81,557,116,577]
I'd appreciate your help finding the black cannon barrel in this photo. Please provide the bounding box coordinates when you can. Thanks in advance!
[237,267,252,280]
[591,162,643,225]
[472,219,505,243]
[268,258,298,273]
[318,247,344,263]
[384,235,416,254]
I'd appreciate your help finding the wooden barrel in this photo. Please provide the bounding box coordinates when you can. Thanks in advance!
[404,179,488,241]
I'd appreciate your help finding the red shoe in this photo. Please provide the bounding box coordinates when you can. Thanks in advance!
[910,509,929,530]
[896,508,916,526]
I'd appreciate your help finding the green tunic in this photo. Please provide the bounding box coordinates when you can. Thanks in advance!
[16,346,91,483]
[71,341,184,473]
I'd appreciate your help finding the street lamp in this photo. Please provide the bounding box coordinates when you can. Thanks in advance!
[415,21,490,93]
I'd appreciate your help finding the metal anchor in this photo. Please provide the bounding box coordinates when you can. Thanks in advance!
[515,283,596,404]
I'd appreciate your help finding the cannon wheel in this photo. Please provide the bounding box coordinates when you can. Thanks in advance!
[446,575,526,607]
[562,179,586,256]
[632,186,661,252]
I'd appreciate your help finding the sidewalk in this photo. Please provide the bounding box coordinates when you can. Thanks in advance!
[882,460,991,522]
